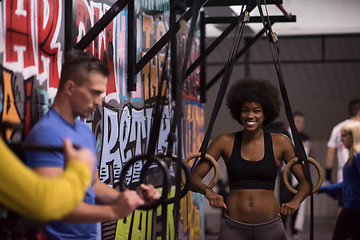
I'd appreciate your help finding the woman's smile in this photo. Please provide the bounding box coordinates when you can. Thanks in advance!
[240,102,264,129]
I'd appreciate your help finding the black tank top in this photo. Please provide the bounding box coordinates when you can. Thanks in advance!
[226,131,278,190]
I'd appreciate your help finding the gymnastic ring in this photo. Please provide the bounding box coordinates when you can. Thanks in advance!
[184,153,219,189]
[119,154,170,210]
[141,153,190,204]
[163,153,191,203]
[283,157,323,194]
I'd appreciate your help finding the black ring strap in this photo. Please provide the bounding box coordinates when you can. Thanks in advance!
[255,0,314,239]
[119,154,170,210]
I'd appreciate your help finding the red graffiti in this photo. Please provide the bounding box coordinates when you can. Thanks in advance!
[37,0,61,88]
[5,0,35,69]
[5,0,62,88]
[76,0,94,53]
[183,37,200,101]
[76,0,116,95]
[34,0,62,88]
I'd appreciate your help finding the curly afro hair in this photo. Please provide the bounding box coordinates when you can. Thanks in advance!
[226,78,281,126]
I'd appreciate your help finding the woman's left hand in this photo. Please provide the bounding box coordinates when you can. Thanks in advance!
[280,201,299,215]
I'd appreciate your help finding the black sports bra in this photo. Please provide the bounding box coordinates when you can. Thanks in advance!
[226,131,278,190]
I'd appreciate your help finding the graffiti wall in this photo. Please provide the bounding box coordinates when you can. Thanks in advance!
[0,0,204,239]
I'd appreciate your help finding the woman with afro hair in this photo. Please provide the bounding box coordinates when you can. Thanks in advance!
[190,78,310,240]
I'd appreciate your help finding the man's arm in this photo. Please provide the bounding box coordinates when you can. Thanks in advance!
[32,167,160,223]
[32,167,121,222]
[325,123,340,182]
[61,190,146,223]
[92,171,121,204]
[325,147,336,181]
[33,166,64,178]
[92,173,162,209]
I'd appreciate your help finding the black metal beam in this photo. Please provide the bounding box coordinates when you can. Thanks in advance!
[186,16,296,77]
[170,0,179,101]
[186,0,282,7]
[207,58,360,65]
[200,11,206,103]
[185,15,295,79]
[185,18,238,79]
[135,0,210,74]
[205,33,360,67]
[206,26,269,91]
[74,0,130,50]
[64,1,76,52]
[127,0,136,91]
[205,15,296,24]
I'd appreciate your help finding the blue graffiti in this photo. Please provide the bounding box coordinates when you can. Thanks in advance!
[98,104,174,186]
[0,93,3,112]
[36,89,54,117]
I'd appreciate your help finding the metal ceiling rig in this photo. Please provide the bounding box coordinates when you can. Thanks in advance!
[70,0,295,95]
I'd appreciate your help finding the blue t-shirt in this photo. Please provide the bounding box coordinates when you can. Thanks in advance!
[25,108,97,240]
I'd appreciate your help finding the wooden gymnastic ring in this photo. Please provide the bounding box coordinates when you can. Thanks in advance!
[184,153,219,189]
[283,157,323,194]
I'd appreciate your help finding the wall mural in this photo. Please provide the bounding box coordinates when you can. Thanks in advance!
[0,0,204,239]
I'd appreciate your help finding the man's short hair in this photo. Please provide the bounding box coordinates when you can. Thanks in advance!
[58,49,109,90]
[349,98,360,117]
[293,111,304,118]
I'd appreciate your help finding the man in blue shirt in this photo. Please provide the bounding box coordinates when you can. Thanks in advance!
[25,49,160,240]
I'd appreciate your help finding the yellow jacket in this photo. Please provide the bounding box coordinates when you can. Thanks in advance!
[0,139,91,221]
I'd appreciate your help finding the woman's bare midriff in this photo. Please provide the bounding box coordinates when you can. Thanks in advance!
[225,189,280,224]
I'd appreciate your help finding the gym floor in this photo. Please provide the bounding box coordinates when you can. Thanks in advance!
[204,215,335,240]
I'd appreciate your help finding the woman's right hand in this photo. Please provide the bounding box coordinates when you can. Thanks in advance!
[204,188,227,209]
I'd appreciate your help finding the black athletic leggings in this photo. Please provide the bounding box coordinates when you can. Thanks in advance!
[332,208,360,240]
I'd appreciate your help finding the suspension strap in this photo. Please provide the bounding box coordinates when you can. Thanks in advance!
[165,1,202,238]
[166,0,202,160]
[255,1,314,239]
[191,1,256,169]
[147,45,170,156]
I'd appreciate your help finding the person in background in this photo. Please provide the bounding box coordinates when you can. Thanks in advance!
[279,111,313,240]
[24,49,160,240]
[324,98,360,212]
[190,78,310,240]
[318,122,360,240]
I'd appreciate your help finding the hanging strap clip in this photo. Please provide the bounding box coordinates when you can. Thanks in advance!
[269,31,278,43]
[243,11,250,22]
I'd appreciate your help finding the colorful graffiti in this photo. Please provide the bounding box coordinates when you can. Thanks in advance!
[0,0,204,239]
[0,67,22,140]
[0,65,37,141]
[3,0,62,89]
[90,100,204,239]
[75,0,118,96]
[183,37,201,102]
